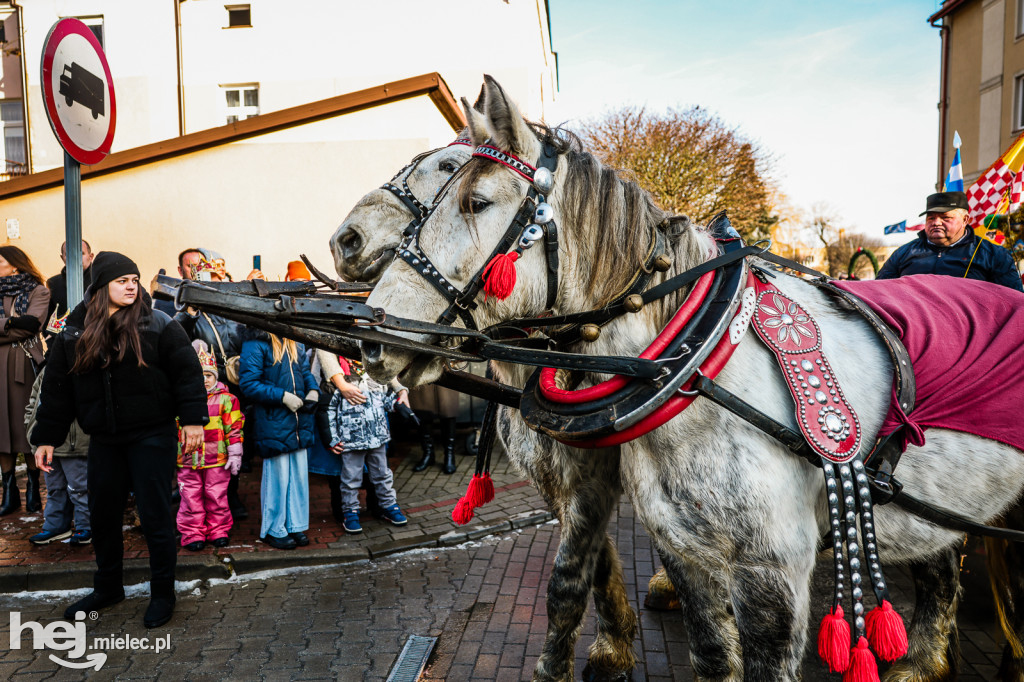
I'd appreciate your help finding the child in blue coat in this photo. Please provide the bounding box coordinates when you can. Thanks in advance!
[238,329,318,550]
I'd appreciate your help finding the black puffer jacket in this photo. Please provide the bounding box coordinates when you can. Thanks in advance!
[31,302,208,446]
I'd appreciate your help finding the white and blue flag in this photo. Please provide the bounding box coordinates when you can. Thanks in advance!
[945,131,963,192]
[883,220,907,235]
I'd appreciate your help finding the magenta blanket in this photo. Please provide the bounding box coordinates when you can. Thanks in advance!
[834,274,1024,453]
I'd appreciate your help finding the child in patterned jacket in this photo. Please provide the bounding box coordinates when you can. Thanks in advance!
[326,357,409,534]
[177,340,244,550]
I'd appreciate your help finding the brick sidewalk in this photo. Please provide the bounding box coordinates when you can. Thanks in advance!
[0,434,552,590]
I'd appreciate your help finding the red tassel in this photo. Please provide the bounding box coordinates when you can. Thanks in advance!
[482,252,519,299]
[480,472,495,504]
[464,474,487,507]
[818,605,852,673]
[865,600,908,662]
[452,498,474,525]
[843,637,880,682]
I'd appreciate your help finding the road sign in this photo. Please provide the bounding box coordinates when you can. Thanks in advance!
[40,18,116,165]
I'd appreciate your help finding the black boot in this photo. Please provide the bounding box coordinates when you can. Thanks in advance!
[328,475,344,523]
[144,580,176,629]
[24,467,41,513]
[0,470,19,516]
[227,473,248,520]
[441,418,457,474]
[412,432,435,472]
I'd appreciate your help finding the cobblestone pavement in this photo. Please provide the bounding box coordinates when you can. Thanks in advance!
[0,495,1010,681]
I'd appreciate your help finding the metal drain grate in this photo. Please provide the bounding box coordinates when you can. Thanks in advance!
[386,635,437,682]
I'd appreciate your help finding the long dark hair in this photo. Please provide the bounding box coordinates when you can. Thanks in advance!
[71,284,150,374]
[0,245,44,285]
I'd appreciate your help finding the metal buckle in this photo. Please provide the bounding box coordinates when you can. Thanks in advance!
[676,369,706,397]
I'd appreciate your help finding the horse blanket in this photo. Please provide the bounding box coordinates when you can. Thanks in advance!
[835,274,1024,453]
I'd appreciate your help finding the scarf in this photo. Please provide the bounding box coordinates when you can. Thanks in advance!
[0,273,38,316]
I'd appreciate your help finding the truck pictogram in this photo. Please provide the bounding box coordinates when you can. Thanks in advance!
[58,62,104,119]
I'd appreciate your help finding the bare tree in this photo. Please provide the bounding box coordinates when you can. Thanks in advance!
[572,106,778,242]
[806,203,886,278]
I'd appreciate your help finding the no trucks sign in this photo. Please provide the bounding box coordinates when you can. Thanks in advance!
[40,18,116,165]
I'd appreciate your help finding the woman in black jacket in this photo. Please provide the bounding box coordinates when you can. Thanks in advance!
[32,252,208,629]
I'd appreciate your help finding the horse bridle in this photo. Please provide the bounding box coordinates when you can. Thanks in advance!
[395,141,561,330]
[381,136,473,232]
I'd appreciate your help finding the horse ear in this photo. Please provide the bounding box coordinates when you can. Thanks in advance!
[471,84,485,112]
[482,75,537,158]
[461,97,489,145]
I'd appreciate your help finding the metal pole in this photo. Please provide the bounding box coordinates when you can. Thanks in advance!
[64,151,83,309]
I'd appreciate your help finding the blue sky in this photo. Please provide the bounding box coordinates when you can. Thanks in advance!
[546,0,946,242]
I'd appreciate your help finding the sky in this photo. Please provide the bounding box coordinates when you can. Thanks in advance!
[545,0,947,245]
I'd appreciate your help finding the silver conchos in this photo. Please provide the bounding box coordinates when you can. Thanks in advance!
[519,224,544,250]
[533,166,554,194]
[534,202,554,225]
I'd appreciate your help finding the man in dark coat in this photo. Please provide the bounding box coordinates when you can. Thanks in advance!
[44,240,94,342]
[877,191,1023,291]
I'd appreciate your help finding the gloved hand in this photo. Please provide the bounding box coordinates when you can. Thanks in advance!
[282,391,303,412]
[5,315,40,334]
[302,390,319,412]
[226,443,243,476]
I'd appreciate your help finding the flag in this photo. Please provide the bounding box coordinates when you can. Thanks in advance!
[945,133,963,192]
[1011,170,1023,214]
[883,220,906,235]
[966,129,1024,226]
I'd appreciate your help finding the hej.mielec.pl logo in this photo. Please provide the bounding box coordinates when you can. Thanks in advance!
[9,610,171,670]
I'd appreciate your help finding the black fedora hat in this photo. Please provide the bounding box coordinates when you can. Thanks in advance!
[920,191,969,215]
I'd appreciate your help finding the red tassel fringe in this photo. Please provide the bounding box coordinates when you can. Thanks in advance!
[452,498,474,525]
[482,252,519,300]
[865,600,908,662]
[451,474,497,526]
[480,472,495,503]
[818,605,852,673]
[843,637,880,682]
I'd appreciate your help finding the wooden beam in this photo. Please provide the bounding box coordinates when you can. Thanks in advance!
[0,72,467,199]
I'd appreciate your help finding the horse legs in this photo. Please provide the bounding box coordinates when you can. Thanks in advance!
[581,536,639,682]
[884,545,961,682]
[730,562,809,682]
[533,491,634,682]
[988,502,1024,682]
[659,551,743,682]
[644,567,681,611]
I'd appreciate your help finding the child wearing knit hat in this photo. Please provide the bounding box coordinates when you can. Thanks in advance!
[176,340,244,550]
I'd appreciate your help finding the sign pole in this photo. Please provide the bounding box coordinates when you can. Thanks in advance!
[63,151,83,309]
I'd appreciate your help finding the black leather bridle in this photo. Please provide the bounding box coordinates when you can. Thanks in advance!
[395,142,561,330]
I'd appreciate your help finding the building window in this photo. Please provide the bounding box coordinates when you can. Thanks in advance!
[223,85,258,124]
[226,5,251,28]
[1016,74,1024,131]
[0,101,26,176]
[77,16,103,48]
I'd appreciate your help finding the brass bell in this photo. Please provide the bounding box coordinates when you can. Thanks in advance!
[580,324,601,342]
[624,294,644,313]
[653,253,673,271]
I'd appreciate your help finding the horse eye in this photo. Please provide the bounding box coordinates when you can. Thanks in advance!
[470,199,491,214]
[439,160,460,174]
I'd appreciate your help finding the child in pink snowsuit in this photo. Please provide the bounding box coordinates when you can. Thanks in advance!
[176,341,244,550]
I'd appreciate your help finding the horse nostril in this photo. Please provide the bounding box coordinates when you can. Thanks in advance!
[338,228,363,256]
[362,342,382,363]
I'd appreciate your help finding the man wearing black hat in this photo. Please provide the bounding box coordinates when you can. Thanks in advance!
[876,191,1023,291]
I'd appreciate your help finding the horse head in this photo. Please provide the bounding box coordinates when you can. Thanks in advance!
[329,137,473,283]
[363,75,705,386]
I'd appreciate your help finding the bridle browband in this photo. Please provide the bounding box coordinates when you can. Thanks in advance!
[380,137,473,230]
[395,140,561,330]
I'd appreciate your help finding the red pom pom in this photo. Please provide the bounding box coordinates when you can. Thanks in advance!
[818,605,852,673]
[464,474,486,507]
[452,498,474,525]
[481,472,495,504]
[843,637,880,682]
[865,600,908,662]
[482,252,519,300]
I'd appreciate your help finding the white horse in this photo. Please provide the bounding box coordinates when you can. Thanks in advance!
[360,76,1024,681]
[328,128,642,680]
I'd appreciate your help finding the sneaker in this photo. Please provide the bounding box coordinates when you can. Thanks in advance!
[382,504,407,526]
[342,512,362,534]
[69,530,92,545]
[29,529,72,545]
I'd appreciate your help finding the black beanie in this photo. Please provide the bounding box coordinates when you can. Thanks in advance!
[87,251,141,295]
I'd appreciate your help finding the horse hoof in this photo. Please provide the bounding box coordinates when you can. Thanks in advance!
[643,589,681,611]
[581,662,634,682]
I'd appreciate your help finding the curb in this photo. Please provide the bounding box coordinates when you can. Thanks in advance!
[0,509,555,593]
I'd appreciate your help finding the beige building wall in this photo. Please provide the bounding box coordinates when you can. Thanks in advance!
[0,95,454,286]
[944,0,985,179]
